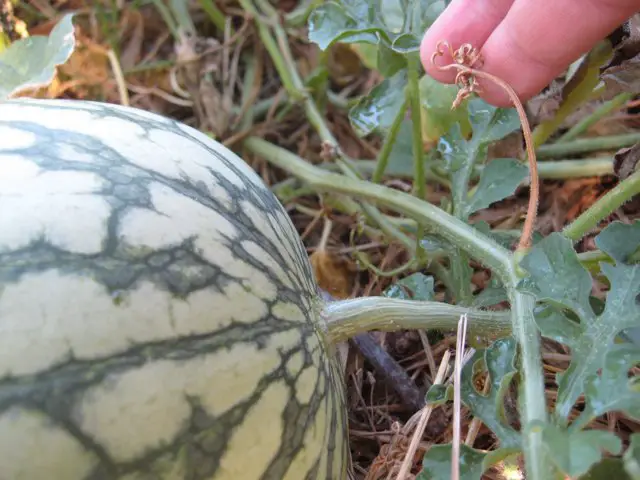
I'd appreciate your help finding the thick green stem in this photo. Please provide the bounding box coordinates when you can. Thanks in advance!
[563,168,640,241]
[244,136,512,279]
[556,92,634,143]
[507,279,551,480]
[407,54,425,199]
[321,297,511,342]
[537,132,640,159]
[245,136,549,480]
[373,98,408,183]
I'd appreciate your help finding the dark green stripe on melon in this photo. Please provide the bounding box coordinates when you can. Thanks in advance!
[0,99,348,479]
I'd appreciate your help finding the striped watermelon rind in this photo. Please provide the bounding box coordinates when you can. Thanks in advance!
[0,98,348,479]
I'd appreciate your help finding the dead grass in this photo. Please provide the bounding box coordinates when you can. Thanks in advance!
[12,1,640,478]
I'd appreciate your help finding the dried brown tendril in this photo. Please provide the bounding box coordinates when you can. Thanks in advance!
[431,40,539,252]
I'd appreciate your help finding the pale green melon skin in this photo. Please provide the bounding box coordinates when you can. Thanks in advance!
[0,99,348,479]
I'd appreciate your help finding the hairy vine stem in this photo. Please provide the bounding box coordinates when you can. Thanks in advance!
[430,41,540,252]
[321,297,511,343]
[244,135,550,480]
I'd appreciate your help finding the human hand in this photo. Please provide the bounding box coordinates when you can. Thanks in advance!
[420,0,640,107]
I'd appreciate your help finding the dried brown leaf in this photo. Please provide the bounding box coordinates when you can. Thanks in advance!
[613,142,640,179]
[310,250,355,299]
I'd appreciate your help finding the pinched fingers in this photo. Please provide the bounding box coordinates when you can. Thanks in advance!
[421,0,640,107]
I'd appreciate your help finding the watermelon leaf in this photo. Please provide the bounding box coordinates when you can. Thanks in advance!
[0,13,76,100]
[519,221,640,423]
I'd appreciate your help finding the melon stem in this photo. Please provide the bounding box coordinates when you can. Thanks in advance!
[321,297,511,343]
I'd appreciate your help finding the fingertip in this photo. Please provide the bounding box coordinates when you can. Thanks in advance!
[419,0,515,84]
[420,33,456,83]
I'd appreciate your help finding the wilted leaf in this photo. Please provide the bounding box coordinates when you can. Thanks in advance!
[602,55,640,95]
[349,70,407,136]
[532,40,613,144]
[519,222,640,421]
[538,422,622,478]
[613,143,640,180]
[0,13,76,99]
[465,158,528,216]
[310,250,354,299]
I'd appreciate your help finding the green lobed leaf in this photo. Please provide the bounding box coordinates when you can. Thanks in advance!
[624,433,640,480]
[595,220,640,263]
[417,444,487,480]
[465,158,528,216]
[460,338,520,447]
[519,233,594,319]
[596,220,640,346]
[308,0,445,58]
[418,444,518,480]
[0,13,76,100]
[376,40,406,76]
[581,343,640,423]
[308,0,388,51]
[520,222,640,421]
[348,70,407,136]
[467,99,520,146]
[390,0,445,54]
[420,73,471,142]
[538,422,622,478]
[532,305,582,349]
[581,458,633,480]
[383,272,435,301]
[424,383,452,406]
[437,98,521,220]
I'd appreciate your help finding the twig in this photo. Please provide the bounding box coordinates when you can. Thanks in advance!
[395,350,452,480]
[430,41,539,252]
[106,49,130,106]
[351,334,426,412]
[452,313,469,480]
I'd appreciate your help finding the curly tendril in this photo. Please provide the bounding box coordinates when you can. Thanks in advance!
[430,40,539,252]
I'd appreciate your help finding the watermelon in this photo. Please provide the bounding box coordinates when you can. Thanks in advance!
[0,98,349,479]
